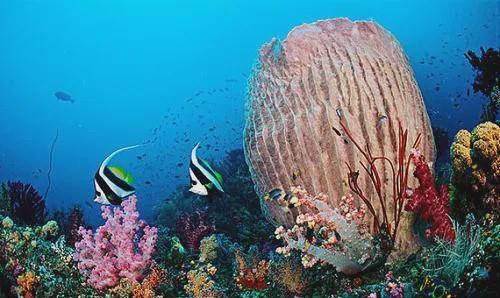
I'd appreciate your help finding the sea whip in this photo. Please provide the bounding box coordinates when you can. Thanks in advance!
[44,129,59,200]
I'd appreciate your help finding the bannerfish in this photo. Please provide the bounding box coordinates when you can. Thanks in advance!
[94,145,141,205]
[189,143,224,196]
[54,91,74,103]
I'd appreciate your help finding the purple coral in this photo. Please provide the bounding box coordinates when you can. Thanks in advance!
[65,206,86,246]
[175,210,214,252]
[73,195,157,291]
[2,181,46,226]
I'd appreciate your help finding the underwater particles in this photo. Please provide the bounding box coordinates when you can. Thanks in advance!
[189,143,224,196]
[54,91,74,103]
[94,145,142,205]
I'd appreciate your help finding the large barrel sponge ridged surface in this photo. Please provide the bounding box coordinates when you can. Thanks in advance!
[243,18,435,254]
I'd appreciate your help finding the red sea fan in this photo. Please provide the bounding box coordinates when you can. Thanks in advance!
[3,181,46,226]
[405,150,455,242]
[175,210,214,252]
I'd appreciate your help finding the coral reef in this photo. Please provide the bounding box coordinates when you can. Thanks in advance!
[155,149,273,254]
[1,181,46,226]
[465,47,500,121]
[405,149,454,242]
[74,195,158,291]
[175,209,215,252]
[450,121,499,217]
[0,215,95,297]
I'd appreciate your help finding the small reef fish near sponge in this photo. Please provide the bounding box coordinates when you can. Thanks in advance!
[450,121,499,216]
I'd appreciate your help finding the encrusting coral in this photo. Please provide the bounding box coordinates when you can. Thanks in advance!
[450,121,499,217]
[74,195,158,291]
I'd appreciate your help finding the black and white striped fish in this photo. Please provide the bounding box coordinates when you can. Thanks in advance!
[189,143,224,196]
[94,145,141,205]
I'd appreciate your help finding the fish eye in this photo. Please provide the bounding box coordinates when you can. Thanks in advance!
[95,191,101,197]
[191,181,197,186]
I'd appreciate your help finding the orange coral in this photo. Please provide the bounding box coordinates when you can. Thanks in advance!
[274,259,306,294]
[16,271,39,298]
[133,266,165,298]
[235,250,269,290]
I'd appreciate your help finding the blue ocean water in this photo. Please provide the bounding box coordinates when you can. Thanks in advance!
[0,0,498,224]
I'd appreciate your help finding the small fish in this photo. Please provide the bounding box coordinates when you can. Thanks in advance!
[332,126,342,136]
[145,181,151,185]
[292,169,301,180]
[334,230,342,241]
[376,115,388,129]
[94,145,141,205]
[268,188,285,201]
[335,107,344,118]
[189,143,224,196]
[54,91,74,103]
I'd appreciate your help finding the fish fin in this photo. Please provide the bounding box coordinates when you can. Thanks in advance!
[101,144,143,169]
[214,171,223,184]
[200,159,224,183]
[204,182,214,190]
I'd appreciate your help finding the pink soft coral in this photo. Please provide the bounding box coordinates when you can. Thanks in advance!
[405,150,455,242]
[73,195,158,291]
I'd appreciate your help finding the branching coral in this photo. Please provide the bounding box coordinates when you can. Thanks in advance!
[132,265,166,298]
[339,120,421,245]
[184,264,221,298]
[1,181,46,226]
[270,256,307,295]
[175,210,214,252]
[405,149,454,242]
[74,195,158,291]
[234,249,269,290]
[274,187,377,275]
[16,271,39,298]
[450,122,499,217]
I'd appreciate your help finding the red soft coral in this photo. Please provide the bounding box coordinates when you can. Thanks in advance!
[405,150,455,242]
